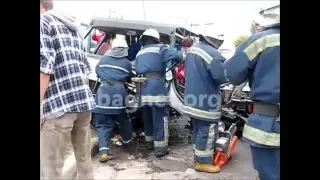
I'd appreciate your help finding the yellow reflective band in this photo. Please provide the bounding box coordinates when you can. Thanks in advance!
[136,47,160,57]
[242,124,280,147]
[182,106,221,120]
[154,116,169,148]
[141,96,170,103]
[188,47,213,64]
[145,136,154,142]
[206,124,216,150]
[243,33,280,60]
[194,149,213,157]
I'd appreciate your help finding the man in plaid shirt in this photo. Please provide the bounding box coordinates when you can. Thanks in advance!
[40,0,96,179]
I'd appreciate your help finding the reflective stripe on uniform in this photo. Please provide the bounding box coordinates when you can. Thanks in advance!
[145,136,154,142]
[122,137,133,144]
[255,170,260,180]
[243,33,280,60]
[154,117,169,148]
[96,105,126,109]
[206,124,216,150]
[99,64,129,74]
[99,147,110,151]
[195,149,213,157]
[136,47,160,57]
[141,96,170,103]
[188,47,213,64]
[181,105,221,120]
[242,124,280,147]
[194,124,216,158]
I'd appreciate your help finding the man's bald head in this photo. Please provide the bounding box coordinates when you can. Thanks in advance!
[40,0,53,13]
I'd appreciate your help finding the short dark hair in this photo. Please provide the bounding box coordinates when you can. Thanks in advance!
[40,0,53,10]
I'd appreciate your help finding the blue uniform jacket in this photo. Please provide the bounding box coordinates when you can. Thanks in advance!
[182,42,227,122]
[128,42,141,61]
[93,55,133,115]
[135,44,183,104]
[224,26,280,147]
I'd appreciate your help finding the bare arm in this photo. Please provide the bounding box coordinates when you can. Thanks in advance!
[40,73,50,104]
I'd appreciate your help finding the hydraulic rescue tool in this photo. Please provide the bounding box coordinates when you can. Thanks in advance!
[131,76,147,107]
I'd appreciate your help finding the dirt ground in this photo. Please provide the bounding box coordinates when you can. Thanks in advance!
[64,118,256,179]
[92,123,256,180]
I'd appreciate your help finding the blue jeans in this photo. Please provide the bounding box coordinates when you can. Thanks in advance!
[95,113,133,153]
[251,146,280,180]
[192,118,219,164]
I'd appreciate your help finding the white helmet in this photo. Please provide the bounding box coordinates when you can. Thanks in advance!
[257,4,280,27]
[111,37,128,48]
[199,25,224,49]
[140,28,160,41]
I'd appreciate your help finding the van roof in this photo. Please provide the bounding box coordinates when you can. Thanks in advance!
[89,16,197,36]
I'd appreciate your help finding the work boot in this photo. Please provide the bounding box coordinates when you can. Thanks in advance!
[154,150,169,158]
[122,137,135,149]
[194,163,221,173]
[145,141,154,150]
[99,153,110,162]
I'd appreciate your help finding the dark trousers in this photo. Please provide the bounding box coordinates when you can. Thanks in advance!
[192,118,219,164]
[251,146,280,180]
[95,113,133,153]
[141,105,169,156]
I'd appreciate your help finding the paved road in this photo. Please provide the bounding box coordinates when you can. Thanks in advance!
[92,122,256,180]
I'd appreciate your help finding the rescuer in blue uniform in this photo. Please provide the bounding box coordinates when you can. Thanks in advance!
[224,6,280,180]
[182,27,226,173]
[135,28,183,157]
[93,36,134,162]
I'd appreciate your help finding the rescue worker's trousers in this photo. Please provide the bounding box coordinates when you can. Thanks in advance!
[142,105,169,156]
[251,146,280,180]
[192,118,219,164]
[95,113,133,154]
[40,112,93,180]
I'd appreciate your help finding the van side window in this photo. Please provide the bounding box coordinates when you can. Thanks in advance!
[84,28,105,53]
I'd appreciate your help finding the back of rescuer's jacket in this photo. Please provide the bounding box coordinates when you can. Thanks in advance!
[182,42,227,122]
[224,26,280,147]
[93,55,133,115]
[135,44,183,104]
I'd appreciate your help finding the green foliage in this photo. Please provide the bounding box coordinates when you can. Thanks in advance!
[233,35,249,47]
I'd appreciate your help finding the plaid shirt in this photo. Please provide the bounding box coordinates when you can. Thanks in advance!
[40,13,96,121]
